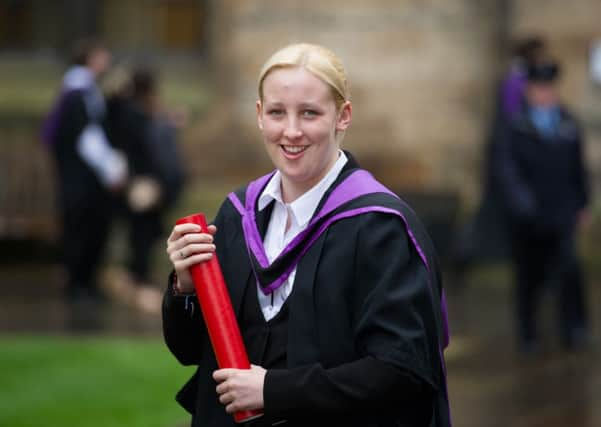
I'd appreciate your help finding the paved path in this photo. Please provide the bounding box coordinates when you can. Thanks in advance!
[445,266,601,427]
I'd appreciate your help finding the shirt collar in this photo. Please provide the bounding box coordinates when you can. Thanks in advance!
[258,150,348,227]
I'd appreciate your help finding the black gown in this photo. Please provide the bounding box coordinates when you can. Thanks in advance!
[162,154,451,427]
[51,89,113,298]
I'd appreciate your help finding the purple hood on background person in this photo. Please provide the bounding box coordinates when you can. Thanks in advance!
[40,66,98,148]
[40,89,80,148]
[501,66,527,119]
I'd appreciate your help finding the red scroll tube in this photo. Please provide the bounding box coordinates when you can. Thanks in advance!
[176,213,263,423]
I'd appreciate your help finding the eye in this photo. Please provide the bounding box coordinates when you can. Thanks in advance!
[302,109,319,118]
[267,109,284,117]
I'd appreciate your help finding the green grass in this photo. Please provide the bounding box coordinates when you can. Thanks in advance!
[0,335,194,427]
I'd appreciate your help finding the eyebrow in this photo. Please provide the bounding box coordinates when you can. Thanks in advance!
[264,101,284,108]
[262,100,326,111]
[298,102,322,110]
[264,101,322,108]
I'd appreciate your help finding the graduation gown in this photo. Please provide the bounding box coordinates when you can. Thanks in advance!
[48,84,115,295]
[162,154,451,427]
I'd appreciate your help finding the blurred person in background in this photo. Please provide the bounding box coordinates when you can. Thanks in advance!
[500,36,548,120]
[41,38,127,304]
[105,66,186,314]
[492,59,591,353]
[162,43,451,427]
[451,36,548,281]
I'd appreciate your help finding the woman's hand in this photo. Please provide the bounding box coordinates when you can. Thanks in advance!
[213,365,266,413]
[166,223,217,293]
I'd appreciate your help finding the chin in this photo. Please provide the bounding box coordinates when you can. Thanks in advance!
[280,166,308,181]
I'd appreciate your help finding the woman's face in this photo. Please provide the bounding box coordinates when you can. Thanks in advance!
[257,67,351,200]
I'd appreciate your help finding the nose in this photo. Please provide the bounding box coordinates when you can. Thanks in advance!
[283,117,302,140]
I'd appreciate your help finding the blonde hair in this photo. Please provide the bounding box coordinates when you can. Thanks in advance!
[258,43,350,111]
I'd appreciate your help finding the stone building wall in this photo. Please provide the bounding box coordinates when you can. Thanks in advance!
[193,0,506,200]
[191,0,601,208]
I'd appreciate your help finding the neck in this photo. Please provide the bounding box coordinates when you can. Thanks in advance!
[280,180,308,204]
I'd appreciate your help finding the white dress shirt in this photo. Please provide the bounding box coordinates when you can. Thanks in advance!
[256,150,348,321]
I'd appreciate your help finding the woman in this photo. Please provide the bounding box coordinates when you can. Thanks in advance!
[163,43,451,427]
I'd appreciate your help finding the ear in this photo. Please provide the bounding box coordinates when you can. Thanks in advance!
[256,100,263,130]
[335,101,352,132]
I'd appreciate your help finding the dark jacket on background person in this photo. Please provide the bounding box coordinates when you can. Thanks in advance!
[106,96,185,210]
[493,104,589,232]
[492,101,590,347]
[106,96,185,282]
[106,97,155,180]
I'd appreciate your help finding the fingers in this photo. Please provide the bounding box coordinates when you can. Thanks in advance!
[219,393,239,414]
[214,379,240,414]
[167,225,209,249]
[168,243,215,263]
[166,224,217,246]
[213,367,265,413]
[213,368,235,383]
[215,386,236,413]
[167,223,200,243]
[166,224,217,258]
[214,369,240,406]
[165,223,220,286]
[172,253,215,273]
[219,392,234,406]
[214,370,236,410]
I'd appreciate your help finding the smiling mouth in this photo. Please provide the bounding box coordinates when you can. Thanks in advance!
[281,145,308,155]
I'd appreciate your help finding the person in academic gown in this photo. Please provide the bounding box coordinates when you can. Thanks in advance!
[42,39,127,303]
[162,43,451,427]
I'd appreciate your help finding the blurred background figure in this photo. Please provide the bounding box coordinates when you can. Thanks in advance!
[104,66,186,314]
[41,38,127,304]
[500,36,548,121]
[451,36,548,280]
[492,59,591,353]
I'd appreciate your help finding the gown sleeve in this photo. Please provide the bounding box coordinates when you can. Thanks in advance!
[162,271,206,366]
